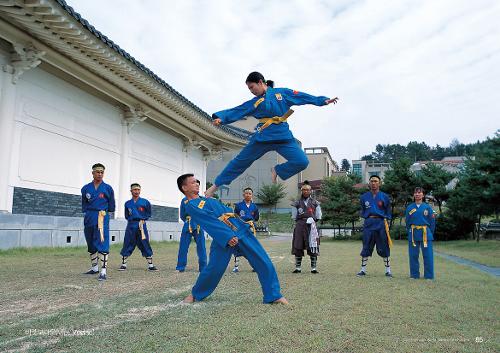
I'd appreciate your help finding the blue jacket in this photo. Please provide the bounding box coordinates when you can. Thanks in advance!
[81,181,115,227]
[360,191,391,219]
[125,197,151,225]
[405,202,436,241]
[213,87,329,143]
[234,201,260,222]
[185,197,253,248]
[180,196,200,233]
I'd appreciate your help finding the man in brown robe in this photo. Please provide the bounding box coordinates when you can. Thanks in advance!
[291,182,322,274]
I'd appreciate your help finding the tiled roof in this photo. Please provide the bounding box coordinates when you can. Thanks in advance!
[54,0,250,140]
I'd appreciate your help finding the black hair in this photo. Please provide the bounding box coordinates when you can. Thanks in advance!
[246,71,274,88]
[414,186,425,194]
[369,175,381,181]
[92,163,105,170]
[303,180,310,185]
[177,173,194,194]
[243,187,253,193]
[130,183,141,189]
[196,179,201,185]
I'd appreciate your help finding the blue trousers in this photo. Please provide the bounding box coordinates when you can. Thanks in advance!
[409,240,434,279]
[360,218,390,258]
[84,221,110,254]
[120,223,153,258]
[176,229,207,272]
[214,139,309,186]
[192,233,282,303]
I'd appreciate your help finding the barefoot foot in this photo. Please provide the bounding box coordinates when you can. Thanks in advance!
[205,184,218,198]
[271,167,278,184]
[183,294,195,303]
[273,297,289,305]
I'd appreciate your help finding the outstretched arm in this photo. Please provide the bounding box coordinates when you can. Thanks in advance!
[212,98,257,126]
[325,97,339,105]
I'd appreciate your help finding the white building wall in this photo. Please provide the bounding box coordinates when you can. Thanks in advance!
[1,64,205,219]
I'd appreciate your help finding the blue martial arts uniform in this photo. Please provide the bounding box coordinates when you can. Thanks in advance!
[81,181,115,254]
[234,200,260,223]
[186,197,282,303]
[360,191,392,258]
[233,200,260,258]
[120,197,153,258]
[405,202,436,279]
[213,87,330,186]
[176,197,207,272]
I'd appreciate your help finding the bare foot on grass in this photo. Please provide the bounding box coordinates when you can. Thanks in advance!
[183,294,195,303]
[273,297,289,305]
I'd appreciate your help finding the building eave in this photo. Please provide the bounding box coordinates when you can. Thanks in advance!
[0,0,249,150]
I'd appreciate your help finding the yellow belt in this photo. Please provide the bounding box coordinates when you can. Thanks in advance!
[384,219,393,248]
[98,210,106,242]
[246,220,256,236]
[139,220,146,240]
[411,225,428,248]
[218,213,256,235]
[218,213,238,231]
[257,109,294,132]
[186,216,200,234]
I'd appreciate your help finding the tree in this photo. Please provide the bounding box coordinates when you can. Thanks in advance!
[417,163,454,214]
[340,159,351,172]
[438,131,500,240]
[256,183,287,213]
[320,176,361,233]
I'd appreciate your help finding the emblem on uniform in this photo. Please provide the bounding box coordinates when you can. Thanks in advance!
[275,93,282,100]
[138,207,144,212]
[128,208,133,215]
[293,90,299,95]
[424,209,429,216]
[86,193,91,200]
[365,201,370,208]
[239,210,245,217]
[298,207,304,214]
[377,200,384,208]
[99,193,105,199]
[409,208,416,215]
[198,200,206,209]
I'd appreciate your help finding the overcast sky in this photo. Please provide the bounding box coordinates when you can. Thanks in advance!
[68,0,500,163]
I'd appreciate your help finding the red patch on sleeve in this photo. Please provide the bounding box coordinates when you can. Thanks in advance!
[293,90,299,95]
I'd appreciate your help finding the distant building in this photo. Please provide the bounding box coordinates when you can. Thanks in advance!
[351,160,391,183]
[410,156,469,190]
[410,156,467,175]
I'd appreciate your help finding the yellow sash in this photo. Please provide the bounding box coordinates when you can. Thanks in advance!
[98,210,106,242]
[246,220,256,236]
[384,219,393,248]
[411,225,428,248]
[218,213,256,235]
[139,220,146,240]
[218,213,238,231]
[186,215,193,233]
[257,109,294,132]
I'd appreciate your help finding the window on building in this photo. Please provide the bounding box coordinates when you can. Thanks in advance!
[353,163,362,176]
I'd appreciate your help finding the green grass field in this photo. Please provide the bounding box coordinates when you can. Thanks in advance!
[434,240,500,267]
[0,239,498,352]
